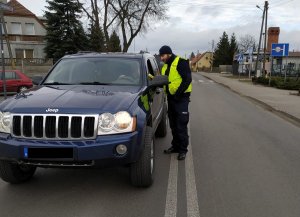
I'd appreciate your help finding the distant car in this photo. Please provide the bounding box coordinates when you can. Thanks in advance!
[0,70,33,93]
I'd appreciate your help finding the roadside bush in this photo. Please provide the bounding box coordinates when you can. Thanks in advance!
[252,76,300,90]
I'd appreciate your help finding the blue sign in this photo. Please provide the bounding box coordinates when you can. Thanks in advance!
[271,43,289,57]
[237,54,243,63]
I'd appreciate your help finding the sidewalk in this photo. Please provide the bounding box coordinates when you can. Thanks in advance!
[199,72,300,124]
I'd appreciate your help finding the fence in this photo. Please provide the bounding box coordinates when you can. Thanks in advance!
[0,58,53,77]
[233,61,300,78]
[1,58,53,66]
[272,63,300,77]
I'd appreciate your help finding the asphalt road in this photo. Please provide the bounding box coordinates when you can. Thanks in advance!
[1,73,300,217]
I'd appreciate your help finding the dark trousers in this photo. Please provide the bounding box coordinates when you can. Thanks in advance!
[168,96,190,153]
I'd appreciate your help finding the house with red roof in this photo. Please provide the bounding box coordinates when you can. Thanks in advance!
[190,52,213,72]
[2,0,46,60]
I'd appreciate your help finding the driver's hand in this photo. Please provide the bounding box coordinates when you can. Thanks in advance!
[148,74,154,80]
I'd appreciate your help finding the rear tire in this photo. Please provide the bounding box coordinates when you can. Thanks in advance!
[155,103,168,138]
[130,126,154,187]
[0,160,36,184]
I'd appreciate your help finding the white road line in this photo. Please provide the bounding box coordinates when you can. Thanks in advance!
[209,80,214,83]
[186,123,201,217]
[198,80,204,83]
[164,154,178,217]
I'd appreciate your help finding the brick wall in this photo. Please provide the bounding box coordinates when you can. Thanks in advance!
[267,27,280,52]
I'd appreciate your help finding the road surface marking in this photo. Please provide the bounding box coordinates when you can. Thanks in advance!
[198,80,204,83]
[209,80,214,83]
[164,154,178,217]
[186,123,201,217]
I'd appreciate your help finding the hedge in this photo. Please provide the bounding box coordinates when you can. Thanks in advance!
[252,77,300,90]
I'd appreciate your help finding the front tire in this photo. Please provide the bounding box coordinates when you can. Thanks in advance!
[0,160,36,184]
[18,86,28,93]
[130,126,155,187]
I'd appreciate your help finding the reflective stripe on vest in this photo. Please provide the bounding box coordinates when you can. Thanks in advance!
[161,56,192,95]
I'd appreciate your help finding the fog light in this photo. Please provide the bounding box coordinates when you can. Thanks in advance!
[116,144,127,155]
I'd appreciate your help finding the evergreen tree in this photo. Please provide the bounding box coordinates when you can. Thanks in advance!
[88,22,105,52]
[190,52,195,60]
[229,33,238,63]
[44,0,88,61]
[253,43,257,52]
[107,31,121,52]
[213,31,231,67]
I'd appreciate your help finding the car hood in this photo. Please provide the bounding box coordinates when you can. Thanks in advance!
[0,85,142,114]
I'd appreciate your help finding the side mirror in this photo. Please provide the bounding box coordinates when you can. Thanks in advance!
[32,76,44,85]
[149,75,169,88]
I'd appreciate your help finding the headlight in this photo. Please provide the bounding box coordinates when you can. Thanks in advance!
[115,111,132,130]
[98,113,115,132]
[98,111,136,135]
[0,112,11,134]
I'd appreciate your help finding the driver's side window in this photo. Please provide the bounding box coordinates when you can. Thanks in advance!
[147,59,154,80]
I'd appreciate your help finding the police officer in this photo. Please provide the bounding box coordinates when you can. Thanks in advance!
[159,45,192,160]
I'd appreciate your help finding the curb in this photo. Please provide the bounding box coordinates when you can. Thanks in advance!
[201,73,300,128]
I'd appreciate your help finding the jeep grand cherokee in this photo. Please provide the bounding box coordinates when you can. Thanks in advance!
[0,52,168,187]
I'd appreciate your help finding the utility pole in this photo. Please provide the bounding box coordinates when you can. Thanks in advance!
[262,1,269,77]
[0,15,14,69]
[211,40,214,72]
[0,9,7,99]
[0,2,13,99]
[254,1,267,77]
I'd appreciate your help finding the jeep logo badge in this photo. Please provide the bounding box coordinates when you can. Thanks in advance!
[46,108,59,113]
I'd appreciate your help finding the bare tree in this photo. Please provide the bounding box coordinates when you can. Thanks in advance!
[78,0,118,48]
[79,0,168,52]
[238,34,256,53]
[110,0,168,52]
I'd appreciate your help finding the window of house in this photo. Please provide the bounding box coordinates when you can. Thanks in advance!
[11,22,22,34]
[0,22,7,33]
[15,49,24,59]
[25,23,35,35]
[25,49,34,59]
[15,49,34,59]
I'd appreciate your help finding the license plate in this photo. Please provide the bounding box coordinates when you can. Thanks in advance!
[23,147,73,159]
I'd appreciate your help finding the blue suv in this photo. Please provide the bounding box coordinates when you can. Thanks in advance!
[0,52,168,187]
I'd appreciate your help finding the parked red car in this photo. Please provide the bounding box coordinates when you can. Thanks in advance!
[0,70,33,93]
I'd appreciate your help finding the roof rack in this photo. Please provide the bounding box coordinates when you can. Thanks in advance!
[76,51,99,54]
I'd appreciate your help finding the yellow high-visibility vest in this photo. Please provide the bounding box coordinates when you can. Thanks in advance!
[161,56,192,95]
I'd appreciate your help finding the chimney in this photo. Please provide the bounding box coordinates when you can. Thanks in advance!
[267,27,280,52]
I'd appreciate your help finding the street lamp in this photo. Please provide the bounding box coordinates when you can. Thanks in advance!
[256,5,263,11]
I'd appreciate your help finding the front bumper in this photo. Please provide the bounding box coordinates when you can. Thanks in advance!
[0,131,143,167]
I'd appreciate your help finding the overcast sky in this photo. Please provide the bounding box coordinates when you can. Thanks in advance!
[18,0,300,57]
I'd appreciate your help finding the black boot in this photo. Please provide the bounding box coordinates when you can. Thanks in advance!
[164,147,179,154]
[177,153,186,160]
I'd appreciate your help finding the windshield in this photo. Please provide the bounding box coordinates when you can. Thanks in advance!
[43,57,142,86]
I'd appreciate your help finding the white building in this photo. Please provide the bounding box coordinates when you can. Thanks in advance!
[2,0,47,60]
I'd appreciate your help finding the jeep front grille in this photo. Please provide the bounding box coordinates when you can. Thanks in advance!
[12,114,99,140]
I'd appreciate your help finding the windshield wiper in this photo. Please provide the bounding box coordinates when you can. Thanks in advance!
[43,82,75,85]
[79,82,110,85]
